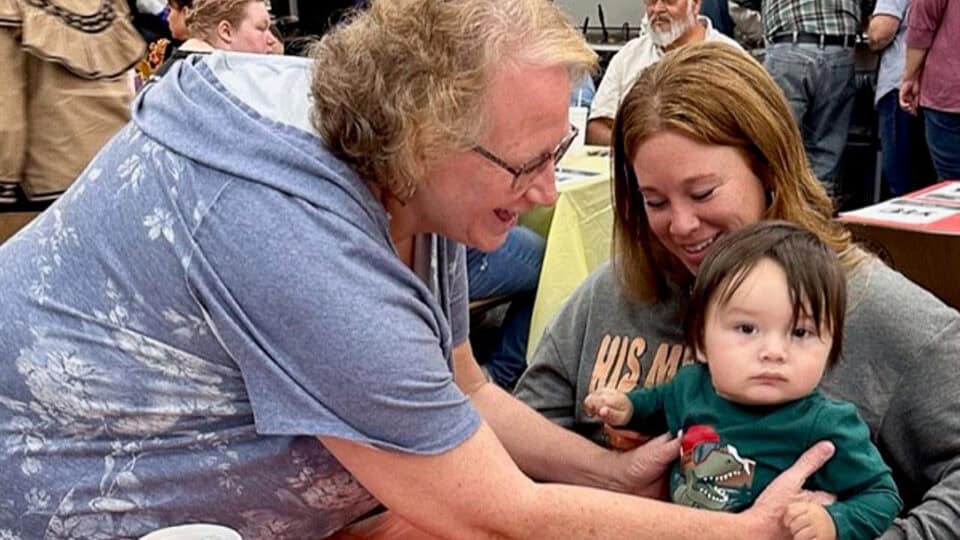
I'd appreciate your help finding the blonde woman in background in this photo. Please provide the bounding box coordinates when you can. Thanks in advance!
[138,0,279,85]
[182,0,277,53]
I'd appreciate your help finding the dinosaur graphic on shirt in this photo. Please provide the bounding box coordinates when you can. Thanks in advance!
[672,425,756,511]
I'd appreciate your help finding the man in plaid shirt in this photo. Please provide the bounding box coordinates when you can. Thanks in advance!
[762,0,861,193]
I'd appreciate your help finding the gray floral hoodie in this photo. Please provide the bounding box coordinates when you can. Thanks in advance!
[0,52,475,539]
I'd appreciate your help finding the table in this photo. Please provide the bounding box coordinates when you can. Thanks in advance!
[520,148,614,359]
[839,180,960,310]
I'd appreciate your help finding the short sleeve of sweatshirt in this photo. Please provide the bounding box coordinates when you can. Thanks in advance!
[187,182,481,455]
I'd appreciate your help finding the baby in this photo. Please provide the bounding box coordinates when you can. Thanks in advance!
[584,221,901,540]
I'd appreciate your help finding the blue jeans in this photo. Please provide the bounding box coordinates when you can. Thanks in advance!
[923,107,960,180]
[467,226,544,297]
[764,43,856,190]
[467,226,545,389]
[877,90,936,195]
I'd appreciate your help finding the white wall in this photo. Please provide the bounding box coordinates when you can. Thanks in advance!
[555,1,645,29]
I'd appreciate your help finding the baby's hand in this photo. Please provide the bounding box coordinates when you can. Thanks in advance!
[783,501,836,540]
[583,388,633,427]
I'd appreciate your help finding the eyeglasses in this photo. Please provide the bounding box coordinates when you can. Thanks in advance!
[472,125,579,191]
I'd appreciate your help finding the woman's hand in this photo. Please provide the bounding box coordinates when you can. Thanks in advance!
[740,441,836,540]
[607,432,680,498]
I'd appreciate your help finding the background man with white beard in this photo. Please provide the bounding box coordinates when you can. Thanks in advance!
[585,0,742,146]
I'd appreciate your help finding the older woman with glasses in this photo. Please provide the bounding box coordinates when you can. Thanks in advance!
[0,3,832,539]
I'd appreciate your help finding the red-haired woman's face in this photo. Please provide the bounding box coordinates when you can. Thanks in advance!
[632,129,766,273]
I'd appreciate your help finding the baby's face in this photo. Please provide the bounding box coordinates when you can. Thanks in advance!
[702,258,832,406]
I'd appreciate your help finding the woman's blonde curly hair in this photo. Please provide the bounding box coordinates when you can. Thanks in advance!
[310,0,597,202]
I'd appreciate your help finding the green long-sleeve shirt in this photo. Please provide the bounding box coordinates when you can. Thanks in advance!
[627,363,901,540]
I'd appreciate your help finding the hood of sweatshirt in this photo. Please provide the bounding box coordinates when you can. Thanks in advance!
[131,51,389,234]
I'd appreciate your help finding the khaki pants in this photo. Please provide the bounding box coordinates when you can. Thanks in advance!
[0,25,132,200]
[0,26,26,189]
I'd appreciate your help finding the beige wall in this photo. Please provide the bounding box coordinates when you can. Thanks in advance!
[554,1,644,29]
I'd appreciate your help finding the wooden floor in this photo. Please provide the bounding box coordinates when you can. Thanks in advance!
[0,196,51,244]
[0,212,40,244]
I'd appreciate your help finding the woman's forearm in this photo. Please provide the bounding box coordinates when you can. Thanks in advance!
[470,381,674,495]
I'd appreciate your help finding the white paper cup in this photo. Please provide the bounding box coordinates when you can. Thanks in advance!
[568,106,589,155]
[139,524,242,540]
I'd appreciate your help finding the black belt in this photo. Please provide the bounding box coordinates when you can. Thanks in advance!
[770,32,857,47]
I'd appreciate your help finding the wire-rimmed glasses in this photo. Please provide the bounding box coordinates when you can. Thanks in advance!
[472,125,579,191]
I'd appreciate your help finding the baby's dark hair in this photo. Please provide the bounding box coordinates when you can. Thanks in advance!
[685,221,846,366]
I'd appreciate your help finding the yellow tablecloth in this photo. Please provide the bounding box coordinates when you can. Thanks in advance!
[521,149,614,359]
